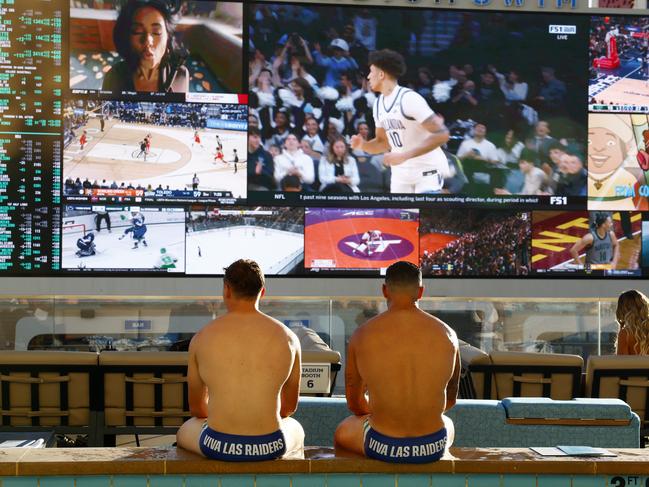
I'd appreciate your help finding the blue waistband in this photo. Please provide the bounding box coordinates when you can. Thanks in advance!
[363,422,447,464]
[199,423,286,462]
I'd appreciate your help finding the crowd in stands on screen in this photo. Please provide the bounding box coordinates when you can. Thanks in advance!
[187,207,304,234]
[419,213,530,276]
[248,4,585,197]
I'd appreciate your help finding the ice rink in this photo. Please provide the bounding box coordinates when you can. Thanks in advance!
[62,222,186,272]
[64,118,247,198]
[185,226,304,275]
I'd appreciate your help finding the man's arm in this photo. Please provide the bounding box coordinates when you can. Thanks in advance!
[187,335,208,418]
[610,231,620,269]
[351,128,391,155]
[345,336,370,416]
[383,114,450,166]
[280,333,301,418]
[569,233,593,267]
[445,348,461,412]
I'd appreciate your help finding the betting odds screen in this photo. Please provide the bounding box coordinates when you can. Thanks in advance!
[3,0,648,277]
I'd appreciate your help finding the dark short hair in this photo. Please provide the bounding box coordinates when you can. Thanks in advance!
[547,140,565,153]
[519,148,538,165]
[594,212,610,228]
[368,49,406,79]
[280,175,302,191]
[113,0,179,70]
[248,127,261,138]
[385,261,422,288]
[223,259,265,298]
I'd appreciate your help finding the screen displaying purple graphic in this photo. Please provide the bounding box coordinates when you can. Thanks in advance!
[304,208,419,271]
[304,208,418,225]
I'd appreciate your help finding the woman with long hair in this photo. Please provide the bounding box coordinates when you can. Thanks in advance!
[318,136,360,193]
[616,290,649,355]
[103,0,189,93]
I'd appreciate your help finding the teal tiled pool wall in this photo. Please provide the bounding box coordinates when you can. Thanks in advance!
[0,473,624,487]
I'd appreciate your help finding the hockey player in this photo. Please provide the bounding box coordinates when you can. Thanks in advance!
[119,211,148,249]
[155,248,178,270]
[76,232,96,257]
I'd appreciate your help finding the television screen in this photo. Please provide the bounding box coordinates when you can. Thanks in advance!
[589,15,649,113]
[5,0,649,279]
[304,208,419,272]
[247,3,589,209]
[69,0,243,98]
[63,99,248,203]
[532,210,642,276]
[62,205,186,272]
[185,206,304,275]
[419,210,531,276]
[587,113,649,211]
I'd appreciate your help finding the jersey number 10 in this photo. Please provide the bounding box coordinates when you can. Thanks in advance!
[389,131,403,148]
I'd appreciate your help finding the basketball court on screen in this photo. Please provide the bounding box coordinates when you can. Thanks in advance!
[532,211,641,270]
[64,117,247,198]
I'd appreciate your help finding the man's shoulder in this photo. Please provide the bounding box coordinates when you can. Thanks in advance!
[354,309,457,345]
[401,88,428,105]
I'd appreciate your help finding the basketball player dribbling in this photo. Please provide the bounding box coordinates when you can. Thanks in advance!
[351,49,450,194]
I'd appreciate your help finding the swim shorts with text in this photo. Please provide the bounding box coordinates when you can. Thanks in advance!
[363,419,447,464]
[199,422,286,461]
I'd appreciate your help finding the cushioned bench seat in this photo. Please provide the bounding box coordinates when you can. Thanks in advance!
[295,397,640,448]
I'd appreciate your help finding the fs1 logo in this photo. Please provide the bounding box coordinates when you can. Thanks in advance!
[550,196,568,205]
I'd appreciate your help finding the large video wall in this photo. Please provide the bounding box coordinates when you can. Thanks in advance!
[4,0,649,276]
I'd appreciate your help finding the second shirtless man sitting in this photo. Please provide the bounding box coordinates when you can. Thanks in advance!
[176,259,305,460]
[335,261,460,463]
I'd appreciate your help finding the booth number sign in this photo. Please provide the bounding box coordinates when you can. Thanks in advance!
[300,364,330,394]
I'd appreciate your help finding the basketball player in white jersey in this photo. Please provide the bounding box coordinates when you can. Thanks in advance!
[351,50,450,193]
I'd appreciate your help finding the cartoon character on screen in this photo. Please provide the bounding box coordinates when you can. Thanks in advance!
[75,232,96,257]
[354,230,383,257]
[588,114,642,211]
[155,247,178,270]
[118,211,148,249]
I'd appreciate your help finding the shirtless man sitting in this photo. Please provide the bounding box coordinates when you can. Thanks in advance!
[334,261,460,463]
[176,259,305,460]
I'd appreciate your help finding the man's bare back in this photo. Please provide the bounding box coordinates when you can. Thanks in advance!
[177,259,304,460]
[335,261,460,463]
[192,311,299,435]
[350,307,459,436]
